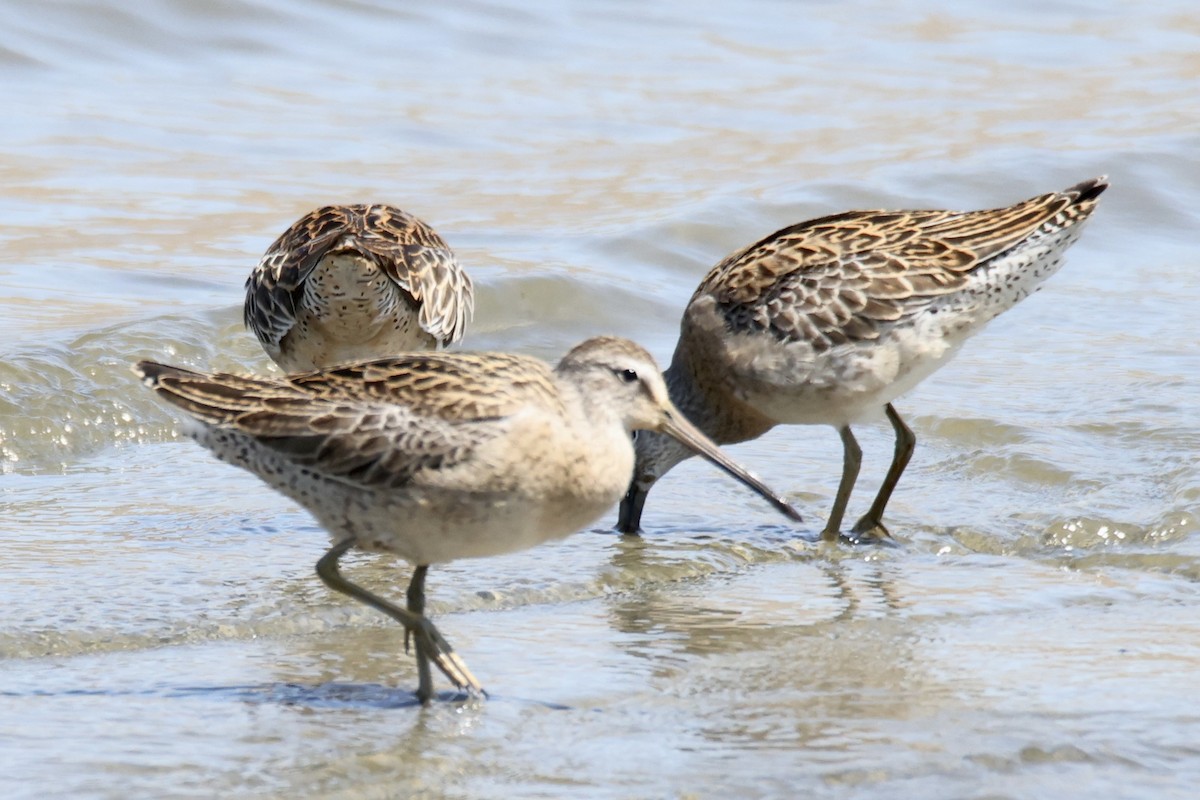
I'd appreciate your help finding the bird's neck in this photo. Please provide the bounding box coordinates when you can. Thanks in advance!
[665,340,775,446]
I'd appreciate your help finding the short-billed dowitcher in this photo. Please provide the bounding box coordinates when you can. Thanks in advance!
[135,337,800,703]
[244,204,473,372]
[617,177,1108,541]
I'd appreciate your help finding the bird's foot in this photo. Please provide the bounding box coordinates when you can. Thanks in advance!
[847,517,899,547]
[410,616,487,699]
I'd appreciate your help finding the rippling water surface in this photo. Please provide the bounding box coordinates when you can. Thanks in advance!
[2,1,1199,797]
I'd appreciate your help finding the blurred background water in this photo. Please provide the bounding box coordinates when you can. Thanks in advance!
[1,0,1198,797]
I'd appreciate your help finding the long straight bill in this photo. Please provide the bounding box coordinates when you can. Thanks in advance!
[659,411,802,524]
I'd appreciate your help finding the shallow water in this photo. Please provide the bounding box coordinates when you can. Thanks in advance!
[2,0,1199,797]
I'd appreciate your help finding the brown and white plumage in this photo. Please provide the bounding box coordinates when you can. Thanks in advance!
[617,177,1108,541]
[244,204,473,372]
[135,337,800,703]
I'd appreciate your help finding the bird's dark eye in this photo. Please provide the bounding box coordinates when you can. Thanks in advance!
[618,368,638,384]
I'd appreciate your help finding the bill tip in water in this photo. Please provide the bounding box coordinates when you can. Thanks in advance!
[772,495,803,524]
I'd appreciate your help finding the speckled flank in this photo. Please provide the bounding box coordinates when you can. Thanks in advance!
[134,336,799,701]
[619,177,1108,541]
[244,204,474,373]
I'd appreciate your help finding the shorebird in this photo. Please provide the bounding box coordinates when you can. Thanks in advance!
[617,177,1108,541]
[244,204,473,372]
[135,337,801,703]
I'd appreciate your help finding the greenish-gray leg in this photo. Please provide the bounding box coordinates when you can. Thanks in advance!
[852,403,915,538]
[822,425,862,541]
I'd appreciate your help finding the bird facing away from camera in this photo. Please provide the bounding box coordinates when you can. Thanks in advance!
[244,204,473,372]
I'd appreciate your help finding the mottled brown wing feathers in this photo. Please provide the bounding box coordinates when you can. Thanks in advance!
[243,204,473,351]
[243,207,352,347]
[134,353,560,487]
[288,353,560,419]
[694,179,1106,350]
